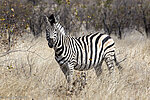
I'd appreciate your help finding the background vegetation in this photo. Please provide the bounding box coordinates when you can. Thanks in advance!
[0,0,150,50]
[0,32,150,100]
[0,0,150,99]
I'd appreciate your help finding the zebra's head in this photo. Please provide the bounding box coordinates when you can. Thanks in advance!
[44,14,58,48]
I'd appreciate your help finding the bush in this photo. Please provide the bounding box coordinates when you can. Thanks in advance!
[0,0,33,34]
[52,0,150,38]
[0,0,33,50]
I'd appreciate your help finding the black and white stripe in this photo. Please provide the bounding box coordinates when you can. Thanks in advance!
[45,14,122,91]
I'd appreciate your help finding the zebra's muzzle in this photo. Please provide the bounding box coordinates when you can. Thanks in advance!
[48,39,54,48]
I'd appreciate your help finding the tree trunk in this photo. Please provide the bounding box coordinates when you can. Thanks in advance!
[8,30,11,51]
[142,10,149,38]
[118,25,122,39]
[103,19,112,35]
[116,21,122,39]
[102,12,111,35]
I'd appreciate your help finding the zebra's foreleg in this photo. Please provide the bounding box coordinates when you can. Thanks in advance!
[67,63,74,92]
[60,63,74,92]
[94,59,104,77]
[94,65,102,77]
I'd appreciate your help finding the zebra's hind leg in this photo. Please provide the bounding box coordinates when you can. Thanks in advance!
[105,54,115,74]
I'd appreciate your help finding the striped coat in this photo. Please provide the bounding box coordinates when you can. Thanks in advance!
[45,14,122,91]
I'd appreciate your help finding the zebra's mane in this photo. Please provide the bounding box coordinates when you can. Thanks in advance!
[54,22,66,35]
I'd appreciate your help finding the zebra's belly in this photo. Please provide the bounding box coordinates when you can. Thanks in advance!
[55,51,102,71]
[74,63,95,71]
[75,52,102,70]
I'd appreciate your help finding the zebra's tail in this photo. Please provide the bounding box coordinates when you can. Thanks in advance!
[114,54,123,71]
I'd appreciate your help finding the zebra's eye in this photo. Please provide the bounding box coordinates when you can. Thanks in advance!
[46,28,51,31]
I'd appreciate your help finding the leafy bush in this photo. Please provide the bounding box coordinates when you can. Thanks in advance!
[52,0,150,38]
[0,0,33,50]
[0,0,33,34]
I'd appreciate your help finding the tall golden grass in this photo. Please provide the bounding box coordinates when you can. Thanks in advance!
[0,32,150,100]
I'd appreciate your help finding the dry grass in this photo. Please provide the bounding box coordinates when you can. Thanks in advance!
[0,32,150,100]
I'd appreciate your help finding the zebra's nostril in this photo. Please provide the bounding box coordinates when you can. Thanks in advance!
[48,42,53,48]
[49,38,53,42]
[48,39,54,48]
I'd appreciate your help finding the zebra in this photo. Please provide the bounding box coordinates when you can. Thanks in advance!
[44,14,122,91]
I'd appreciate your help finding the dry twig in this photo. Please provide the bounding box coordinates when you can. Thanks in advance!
[0,41,50,60]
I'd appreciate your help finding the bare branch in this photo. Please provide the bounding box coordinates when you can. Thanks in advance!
[117,54,128,64]
[118,57,127,64]
[0,41,50,60]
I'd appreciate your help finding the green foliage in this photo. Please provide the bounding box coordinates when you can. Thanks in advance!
[54,0,63,5]
[0,0,33,35]
[0,0,150,39]
[104,0,113,8]
[0,0,34,50]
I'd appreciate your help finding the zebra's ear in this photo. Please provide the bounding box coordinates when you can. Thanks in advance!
[48,14,56,26]
[44,15,51,25]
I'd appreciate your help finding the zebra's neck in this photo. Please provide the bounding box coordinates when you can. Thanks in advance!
[53,22,66,50]
[54,22,66,35]
[54,31,64,50]
[53,22,69,57]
